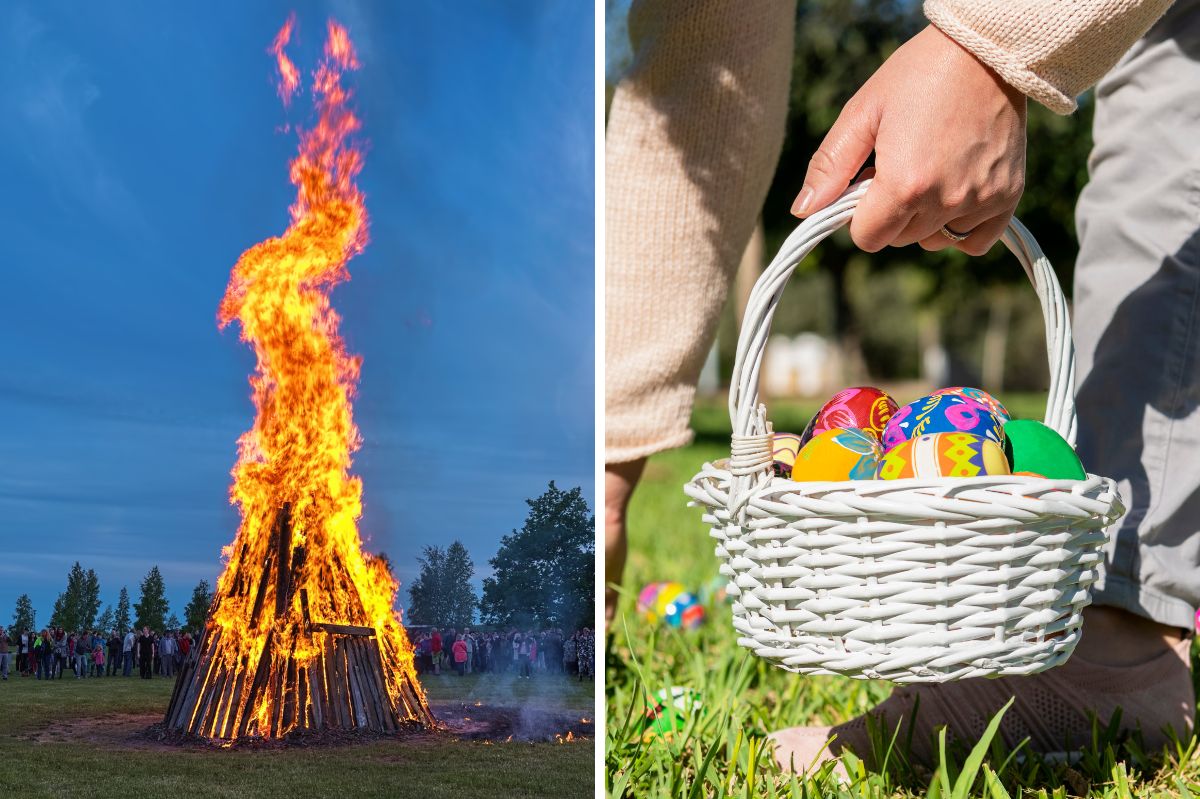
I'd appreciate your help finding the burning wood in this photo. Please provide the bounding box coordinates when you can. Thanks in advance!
[166,16,431,740]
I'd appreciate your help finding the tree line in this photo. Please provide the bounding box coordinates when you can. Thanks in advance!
[10,564,214,636]
[407,482,594,631]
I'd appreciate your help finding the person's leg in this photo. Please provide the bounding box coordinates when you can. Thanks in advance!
[1073,0,1200,639]
[605,0,798,620]
[772,3,1200,773]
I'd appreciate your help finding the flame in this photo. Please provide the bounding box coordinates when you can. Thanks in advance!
[554,731,577,744]
[196,15,427,738]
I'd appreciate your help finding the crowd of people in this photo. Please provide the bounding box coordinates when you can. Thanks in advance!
[412,627,595,679]
[0,625,192,681]
[0,624,597,684]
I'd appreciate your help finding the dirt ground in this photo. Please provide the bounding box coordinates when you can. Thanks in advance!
[19,700,594,750]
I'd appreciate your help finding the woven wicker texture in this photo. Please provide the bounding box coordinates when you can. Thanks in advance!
[685,181,1125,683]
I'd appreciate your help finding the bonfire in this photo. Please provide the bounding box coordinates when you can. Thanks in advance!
[165,15,432,739]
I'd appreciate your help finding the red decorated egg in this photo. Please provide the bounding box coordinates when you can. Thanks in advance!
[790,428,882,481]
[876,432,1012,479]
[800,387,898,446]
[882,391,1006,453]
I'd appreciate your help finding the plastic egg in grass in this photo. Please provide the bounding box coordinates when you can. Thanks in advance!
[799,386,898,447]
[789,427,882,481]
[882,391,1007,453]
[877,432,1011,480]
[659,588,705,630]
[641,687,704,741]
[637,582,679,622]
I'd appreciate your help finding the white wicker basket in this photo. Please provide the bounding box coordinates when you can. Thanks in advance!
[685,180,1124,683]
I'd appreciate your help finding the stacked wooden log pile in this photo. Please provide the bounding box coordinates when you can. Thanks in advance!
[164,504,432,738]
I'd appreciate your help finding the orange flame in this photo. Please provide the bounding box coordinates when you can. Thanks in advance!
[202,15,426,737]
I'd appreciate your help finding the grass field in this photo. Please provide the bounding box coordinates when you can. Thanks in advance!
[605,394,1200,798]
[0,668,593,798]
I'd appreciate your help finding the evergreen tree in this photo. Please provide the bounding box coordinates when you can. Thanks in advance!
[407,545,447,626]
[115,587,131,634]
[444,541,477,629]
[166,612,182,631]
[479,482,594,629]
[11,594,35,633]
[96,605,116,632]
[133,566,170,632]
[81,568,101,629]
[50,561,91,630]
[183,580,213,633]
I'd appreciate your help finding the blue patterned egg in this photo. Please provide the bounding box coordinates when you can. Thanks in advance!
[882,392,1006,453]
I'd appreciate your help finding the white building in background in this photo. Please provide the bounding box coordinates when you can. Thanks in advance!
[764,333,840,398]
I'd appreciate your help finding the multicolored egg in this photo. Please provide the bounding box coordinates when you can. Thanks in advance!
[771,433,803,477]
[882,391,1007,453]
[877,432,1012,479]
[928,387,1011,423]
[637,582,682,622]
[1002,420,1086,480]
[662,591,705,629]
[800,386,898,446]
[790,427,882,481]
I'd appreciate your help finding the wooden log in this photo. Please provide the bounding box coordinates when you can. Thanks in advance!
[208,665,237,738]
[297,667,311,731]
[247,555,273,630]
[345,639,369,729]
[351,639,380,730]
[222,667,248,739]
[236,632,274,737]
[170,627,220,729]
[364,637,398,731]
[330,637,350,729]
[274,504,292,618]
[281,656,298,734]
[299,589,312,627]
[310,622,375,637]
[180,630,223,733]
[190,664,227,736]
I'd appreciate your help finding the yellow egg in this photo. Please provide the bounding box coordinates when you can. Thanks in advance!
[789,428,881,481]
[877,432,1012,479]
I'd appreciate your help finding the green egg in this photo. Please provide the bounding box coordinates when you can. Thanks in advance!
[1001,419,1086,479]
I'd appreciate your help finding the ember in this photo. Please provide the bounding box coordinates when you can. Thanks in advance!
[165,15,431,740]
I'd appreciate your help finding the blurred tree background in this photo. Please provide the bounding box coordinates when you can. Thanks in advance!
[606,0,1094,394]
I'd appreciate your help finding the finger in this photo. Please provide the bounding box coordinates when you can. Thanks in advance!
[848,177,919,252]
[917,212,1012,255]
[792,98,879,218]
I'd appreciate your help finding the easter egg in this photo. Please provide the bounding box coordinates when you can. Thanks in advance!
[639,581,684,623]
[1002,420,1086,480]
[928,386,1011,423]
[790,428,882,482]
[877,432,1012,479]
[771,433,803,477]
[882,392,1006,453]
[663,593,705,629]
[641,687,703,741]
[800,387,898,446]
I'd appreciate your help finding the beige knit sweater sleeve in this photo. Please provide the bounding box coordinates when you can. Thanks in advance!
[925,0,1174,113]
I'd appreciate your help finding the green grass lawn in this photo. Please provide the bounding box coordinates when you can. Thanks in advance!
[606,394,1200,798]
[0,669,593,798]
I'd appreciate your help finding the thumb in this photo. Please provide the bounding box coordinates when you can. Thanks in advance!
[792,99,879,218]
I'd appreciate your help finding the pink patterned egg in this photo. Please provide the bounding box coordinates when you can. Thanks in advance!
[928,387,1011,423]
[799,387,898,447]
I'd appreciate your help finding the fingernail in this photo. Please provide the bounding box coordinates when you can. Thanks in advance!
[792,186,814,217]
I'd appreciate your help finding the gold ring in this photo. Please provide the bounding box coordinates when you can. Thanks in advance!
[939,225,971,242]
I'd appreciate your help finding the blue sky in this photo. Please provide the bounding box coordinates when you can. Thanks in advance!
[0,1,594,628]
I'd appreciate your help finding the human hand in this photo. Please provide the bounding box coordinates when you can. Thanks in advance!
[792,25,1027,255]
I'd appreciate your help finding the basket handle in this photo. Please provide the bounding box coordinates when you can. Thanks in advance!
[728,179,1077,467]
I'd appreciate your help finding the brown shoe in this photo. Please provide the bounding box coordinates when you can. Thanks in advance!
[771,636,1194,774]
